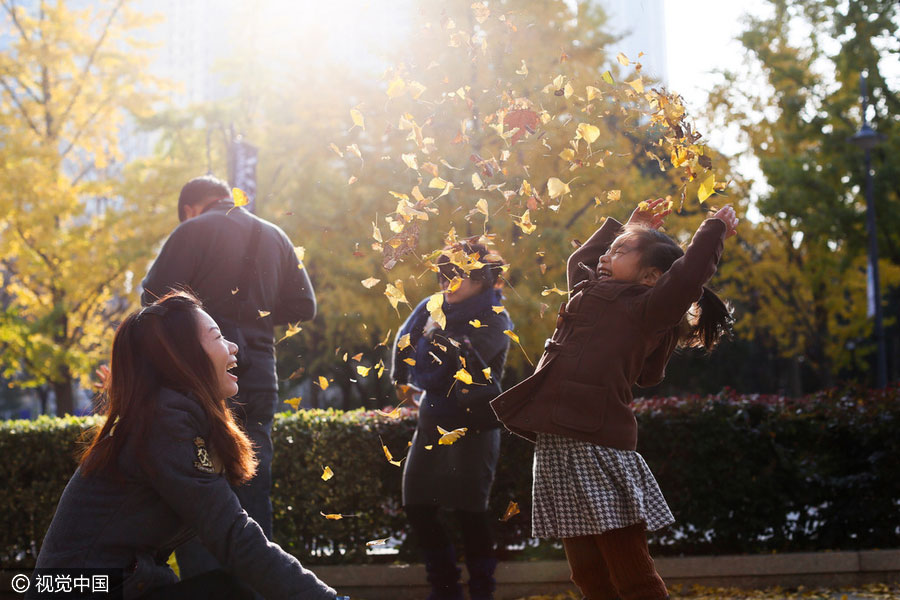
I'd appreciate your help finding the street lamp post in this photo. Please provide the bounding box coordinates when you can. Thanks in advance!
[849,73,887,388]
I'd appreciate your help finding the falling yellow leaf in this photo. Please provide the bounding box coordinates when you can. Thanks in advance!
[492,306,505,313]
[438,425,468,445]
[257,310,271,318]
[357,365,372,377]
[616,52,630,66]
[542,285,567,296]
[425,445,433,450]
[469,319,483,328]
[563,81,574,98]
[475,198,489,220]
[515,59,528,76]
[454,369,474,385]
[627,77,644,94]
[276,322,302,344]
[504,330,520,343]
[447,276,463,293]
[401,153,418,170]
[372,222,384,243]
[482,367,492,381]
[576,123,600,144]
[516,210,537,235]
[317,376,329,390]
[346,143,362,159]
[601,70,614,85]
[403,358,416,366]
[366,538,389,547]
[698,173,716,203]
[328,143,343,157]
[233,188,249,207]
[471,1,490,23]
[397,333,411,350]
[558,148,575,162]
[426,292,446,330]
[386,76,407,98]
[607,189,621,202]
[500,501,521,521]
[408,81,427,99]
[429,177,448,190]
[294,246,305,263]
[380,436,395,462]
[586,85,601,101]
[385,280,409,314]
[471,172,484,190]
[377,405,403,419]
[350,108,365,130]
[283,397,302,411]
[361,277,381,289]
[547,177,571,199]
[348,176,357,185]
[231,287,239,295]
[320,512,344,520]
[321,466,334,481]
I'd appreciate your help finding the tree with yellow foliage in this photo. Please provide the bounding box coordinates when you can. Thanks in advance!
[0,0,171,414]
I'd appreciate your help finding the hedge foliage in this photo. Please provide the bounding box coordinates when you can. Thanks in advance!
[1,387,898,568]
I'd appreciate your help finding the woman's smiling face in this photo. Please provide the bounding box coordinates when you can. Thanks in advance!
[195,309,239,398]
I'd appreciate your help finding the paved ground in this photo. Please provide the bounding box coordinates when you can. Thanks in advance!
[523,583,900,599]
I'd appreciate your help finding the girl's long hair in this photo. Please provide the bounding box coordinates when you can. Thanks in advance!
[80,291,257,485]
[624,223,734,351]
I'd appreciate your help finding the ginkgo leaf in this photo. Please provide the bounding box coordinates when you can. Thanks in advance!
[576,123,600,144]
[425,445,434,450]
[627,77,644,94]
[516,210,537,235]
[500,501,521,521]
[475,198,489,220]
[377,405,403,418]
[429,177,448,190]
[515,59,528,76]
[547,177,571,199]
[357,365,372,377]
[492,306,505,313]
[294,246,305,263]
[284,397,302,411]
[504,330,520,343]
[454,369,473,385]
[350,108,365,130]
[258,310,271,318]
[233,188,249,207]
[471,1,490,23]
[317,376,329,390]
[386,76,406,98]
[328,143,343,157]
[385,280,409,314]
[321,466,334,481]
[231,288,239,295]
[276,322,302,344]
[586,85,602,101]
[469,319,483,328]
[401,153,418,170]
[437,425,468,445]
[437,182,454,199]
[558,148,575,161]
[403,358,416,366]
[698,173,716,203]
[542,285,567,296]
[366,538,389,547]
[380,436,395,462]
[426,292,446,330]
[607,189,622,202]
[482,367,492,381]
[362,277,381,289]
[321,512,344,520]
[563,81,574,99]
[616,52,630,66]
[471,172,484,190]
[408,81,427,99]
[601,70,614,85]
[397,333,411,350]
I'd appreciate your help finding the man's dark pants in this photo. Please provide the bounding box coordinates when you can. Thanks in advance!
[175,390,278,579]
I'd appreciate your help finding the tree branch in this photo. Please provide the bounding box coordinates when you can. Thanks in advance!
[1,0,31,43]
[0,78,42,135]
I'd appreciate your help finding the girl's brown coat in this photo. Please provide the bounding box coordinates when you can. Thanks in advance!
[491,217,726,450]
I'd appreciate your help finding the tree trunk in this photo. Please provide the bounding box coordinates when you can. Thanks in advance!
[53,376,75,416]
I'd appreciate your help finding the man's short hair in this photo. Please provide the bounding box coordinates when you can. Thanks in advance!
[178,175,231,222]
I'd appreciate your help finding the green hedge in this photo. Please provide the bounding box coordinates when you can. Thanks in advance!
[2,387,899,568]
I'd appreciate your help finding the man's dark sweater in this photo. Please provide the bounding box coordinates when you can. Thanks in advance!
[141,202,315,392]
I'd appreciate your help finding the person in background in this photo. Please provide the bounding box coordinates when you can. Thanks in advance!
[30,292,337,600]
[492,200,738,600]
[140,175,315,581]
[391,241,513,600]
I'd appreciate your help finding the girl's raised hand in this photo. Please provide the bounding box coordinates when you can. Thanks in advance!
[628,198,671,230]
[712,205,739,239]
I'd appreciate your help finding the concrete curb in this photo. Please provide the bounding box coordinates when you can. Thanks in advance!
[311,549,900,600]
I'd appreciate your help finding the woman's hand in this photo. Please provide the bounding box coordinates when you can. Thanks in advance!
[711,205,739,239]
[628,198,671,230]
[93,364,110,390]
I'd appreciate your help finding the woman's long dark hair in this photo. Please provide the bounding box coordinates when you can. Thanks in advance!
[81,291,257,485]
[624,223,734,351]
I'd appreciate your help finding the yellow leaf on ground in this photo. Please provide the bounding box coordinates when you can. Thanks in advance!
[438,426,468,445]
[284,397,301,411]
[233,187,249,207]
[500,501,521,521]
[321,466,334,481]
